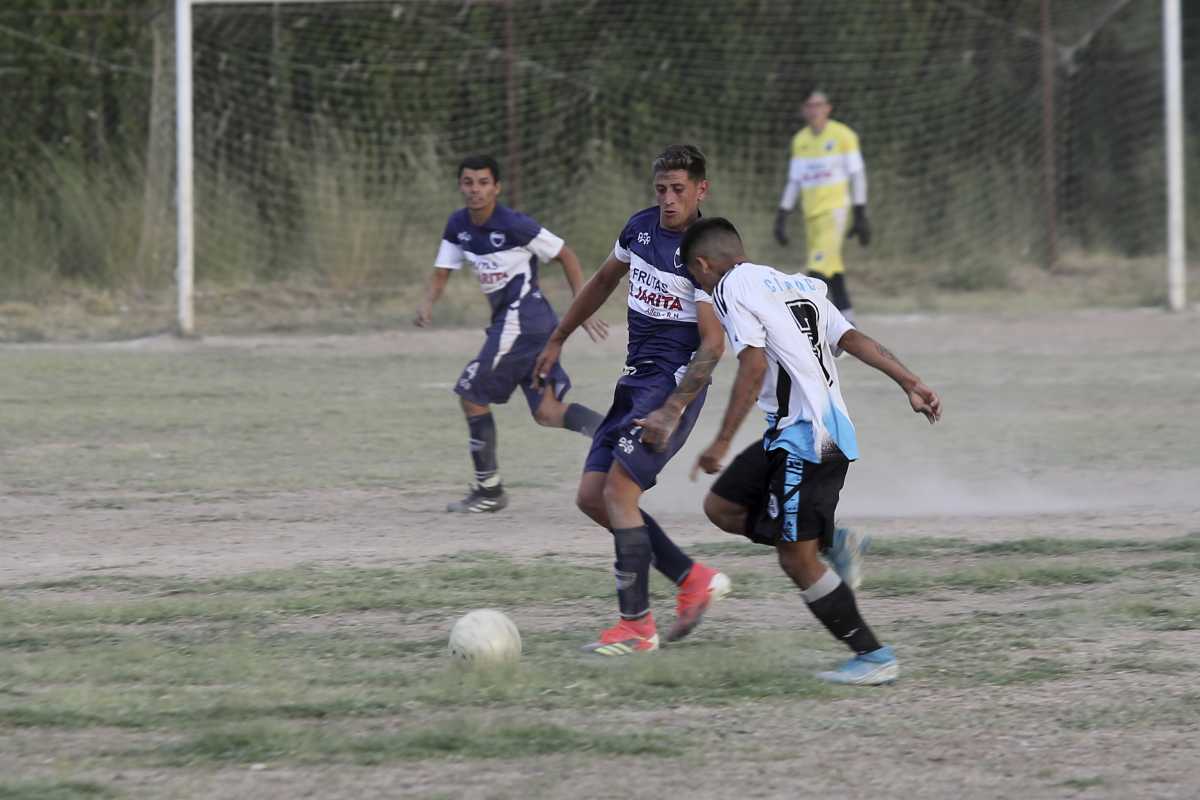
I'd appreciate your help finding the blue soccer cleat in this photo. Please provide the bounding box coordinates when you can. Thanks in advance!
[827,526,869,590]
[816,645,898,686]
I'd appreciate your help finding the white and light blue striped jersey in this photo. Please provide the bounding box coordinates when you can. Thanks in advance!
[711,262,859,462]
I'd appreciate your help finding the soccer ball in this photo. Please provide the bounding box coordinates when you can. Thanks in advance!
[447,609,522,667]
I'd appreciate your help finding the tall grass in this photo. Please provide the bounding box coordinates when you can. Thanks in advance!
[0,153,154,301]
[3,138,1196,306]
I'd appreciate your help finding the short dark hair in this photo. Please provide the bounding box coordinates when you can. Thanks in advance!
[457,155,501,181]
[651,144,706,182]
[680,217,743,268]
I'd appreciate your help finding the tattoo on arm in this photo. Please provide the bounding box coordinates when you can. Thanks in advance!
[669,345,722,409]
[871,339,923,391]
[875,341,902,366]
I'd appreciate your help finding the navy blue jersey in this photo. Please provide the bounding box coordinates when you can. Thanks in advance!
[435,205,564,334]
[612,207,713,378]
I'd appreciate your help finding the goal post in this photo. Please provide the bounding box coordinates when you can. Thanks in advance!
[176,0,395,335]
[1163,0,1187,312]
[171,0,1190,336]
[175,0,193,335]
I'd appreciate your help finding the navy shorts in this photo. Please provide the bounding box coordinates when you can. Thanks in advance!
[583,370,707,490]
[454,330,571,413]
[711,441,848,547]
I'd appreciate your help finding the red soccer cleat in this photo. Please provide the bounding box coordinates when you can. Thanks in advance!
[582,613,660,656]
[665,563,732,642]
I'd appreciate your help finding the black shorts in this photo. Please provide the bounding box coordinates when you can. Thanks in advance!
[710,441,848,546]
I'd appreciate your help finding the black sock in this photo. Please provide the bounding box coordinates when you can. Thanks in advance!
[466,413,500,489]
[641,510,694,585]
[612,526,652,619]
[801,570,882,655]
[563,403,604,438]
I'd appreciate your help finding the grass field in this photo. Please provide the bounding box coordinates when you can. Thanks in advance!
[2,309,1199,799]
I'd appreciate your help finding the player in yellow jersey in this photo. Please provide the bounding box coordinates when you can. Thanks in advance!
[773,90,870,323]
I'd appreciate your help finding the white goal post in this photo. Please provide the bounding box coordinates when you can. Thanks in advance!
[174,0,400,336]
[1163,0,1187,312]
[172,0,1189,336]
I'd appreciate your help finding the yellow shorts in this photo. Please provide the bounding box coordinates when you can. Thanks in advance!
[804,206,849,278]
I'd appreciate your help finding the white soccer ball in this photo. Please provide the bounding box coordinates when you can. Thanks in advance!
[448,609,522,667]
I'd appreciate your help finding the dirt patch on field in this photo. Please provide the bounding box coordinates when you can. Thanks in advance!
[1,309,1198,799]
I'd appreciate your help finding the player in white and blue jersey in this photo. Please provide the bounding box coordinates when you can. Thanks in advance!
[416,155,607,514]
[681,217,942,685]
[533,145,731,656]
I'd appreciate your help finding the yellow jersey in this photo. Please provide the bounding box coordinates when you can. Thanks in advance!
[785,119,864,217]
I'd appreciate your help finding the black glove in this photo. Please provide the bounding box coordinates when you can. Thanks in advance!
[773,208,790,246]
[846,205,871,246]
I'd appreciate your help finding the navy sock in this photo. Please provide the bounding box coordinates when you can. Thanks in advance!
[563,403,604,438]
[801,570,882,655]
[641,510,694,585]
[612,526,652,619]
[466,412,499,488]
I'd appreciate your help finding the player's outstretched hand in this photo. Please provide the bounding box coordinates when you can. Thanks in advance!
[908,382,942,423]
[633,407,681,453]
[690,439,730,480]
[531,340,563,389]
[581,317,609,342]
[414,300,433,327]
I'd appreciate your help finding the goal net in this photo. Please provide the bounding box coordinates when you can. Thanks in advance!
[148,0,1184,321]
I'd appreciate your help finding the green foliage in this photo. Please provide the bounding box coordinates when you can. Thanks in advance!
[0,153,151,297]
[1058,777,1106,790]
[1112,602,1200,631]
[0,783,115,800]
[867,562,1120,595]
[1,1,1197,298]
[152,720,680,765]
[868,537,972,557]
[0,558,613,627]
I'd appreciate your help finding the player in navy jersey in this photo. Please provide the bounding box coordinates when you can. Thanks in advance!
[416,155,607,514]
[532,145,731,655]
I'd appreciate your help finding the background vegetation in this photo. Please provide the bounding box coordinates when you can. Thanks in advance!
[0,0,1197,325]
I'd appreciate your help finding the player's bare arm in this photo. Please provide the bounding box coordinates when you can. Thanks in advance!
[691,346,768,479]
[414,267,452,327]
[532,254,628,386]
[554,244,609,343]
[838,328,942,423]
[635,302,726,451]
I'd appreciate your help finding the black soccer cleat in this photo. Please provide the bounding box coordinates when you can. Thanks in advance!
[446,484,509,513]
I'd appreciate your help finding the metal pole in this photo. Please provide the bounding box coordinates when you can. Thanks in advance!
[174,0,195,335]
[1164,0,1187,311]
[1040,0,1058,271]
[503,0,520,208]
